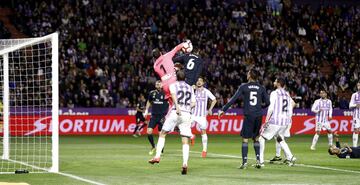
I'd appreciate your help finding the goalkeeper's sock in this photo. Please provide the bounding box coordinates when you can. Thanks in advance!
[148,134,155,148]
[155,137,165,158]
[253,141,260,161]
[133,125,139,134]
[242,142,248,164]
[182,144,189,166]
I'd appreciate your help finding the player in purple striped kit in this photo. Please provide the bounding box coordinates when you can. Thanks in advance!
[148,70,195,175]
[192,77,217,158]
[349,82,360,147]
[259,77,296,168]
[310,90,333,150]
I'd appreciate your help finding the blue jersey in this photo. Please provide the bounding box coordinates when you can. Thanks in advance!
[335,141,360,158]
[173,53,203,86]
[221,82,270,116]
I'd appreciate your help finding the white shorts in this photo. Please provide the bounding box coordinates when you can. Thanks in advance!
[192,116,208,130]
[162,111,192,137]
[315,121,331,131]
[261,123,288,140]
[353,118,360,129]
[283,123,292,138]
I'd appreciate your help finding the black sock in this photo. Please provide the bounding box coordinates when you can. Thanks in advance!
[133,125,139,134]
[242,142,248,164]
[148,134,155,148]
[254,141,260,161]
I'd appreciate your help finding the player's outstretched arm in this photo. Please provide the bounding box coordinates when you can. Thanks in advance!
[221,86,242,113]
[219,87,242,118]
[167,41,188,59]
[173,55,185,64]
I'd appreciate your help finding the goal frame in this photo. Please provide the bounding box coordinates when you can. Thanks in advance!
[0,32,59,173]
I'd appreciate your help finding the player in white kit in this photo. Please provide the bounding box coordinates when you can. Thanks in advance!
[270,91,296,164]
[310,90,333,150]
[349,82,360,147]
[191,77,217,158]
[148,70,195,175]
[259,77,296,168]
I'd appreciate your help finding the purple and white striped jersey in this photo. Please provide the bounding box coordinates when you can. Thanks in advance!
[193,88,216,117]
[311,98,333,123]
[267,88,292,126]
[350,92,360,120]
[169,81,195,113]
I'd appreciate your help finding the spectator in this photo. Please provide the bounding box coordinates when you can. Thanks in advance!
[9,0,360,109]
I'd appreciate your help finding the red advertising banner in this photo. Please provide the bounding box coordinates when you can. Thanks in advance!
[1,115,357,136]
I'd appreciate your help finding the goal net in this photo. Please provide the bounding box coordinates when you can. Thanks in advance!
[0,33,59,174]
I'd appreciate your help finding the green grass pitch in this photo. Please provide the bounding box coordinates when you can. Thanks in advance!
[0,135,359,185]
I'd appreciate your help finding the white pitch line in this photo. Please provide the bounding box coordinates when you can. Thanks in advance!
[187,150,360,174]
[3,159,106,184]
[56,171,107,185]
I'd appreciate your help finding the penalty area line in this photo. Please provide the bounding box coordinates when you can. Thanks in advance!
[187,150,360,174]
[56,171,107,185]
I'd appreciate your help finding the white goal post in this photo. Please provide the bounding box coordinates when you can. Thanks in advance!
[0,32,59,173]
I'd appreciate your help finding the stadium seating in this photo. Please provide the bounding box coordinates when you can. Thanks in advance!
[9,0,360,108]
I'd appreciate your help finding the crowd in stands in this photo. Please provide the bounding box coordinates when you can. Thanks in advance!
[0,21,11,39]
[10,0,360,109]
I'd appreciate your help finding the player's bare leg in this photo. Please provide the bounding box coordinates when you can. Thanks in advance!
[201,129,207,158]
[181,136,190,175]
[149,130,168,164]
[353,128,359,147]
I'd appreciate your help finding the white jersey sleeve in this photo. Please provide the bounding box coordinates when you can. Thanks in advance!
[267,91,277,114]
[350,93,356,109]
[205,89,216,100]
[311,100,319,113]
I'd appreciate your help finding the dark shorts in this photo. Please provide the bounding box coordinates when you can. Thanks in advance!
[136,112,145,124]
[148,114,166,131]
[241,115,262,139]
